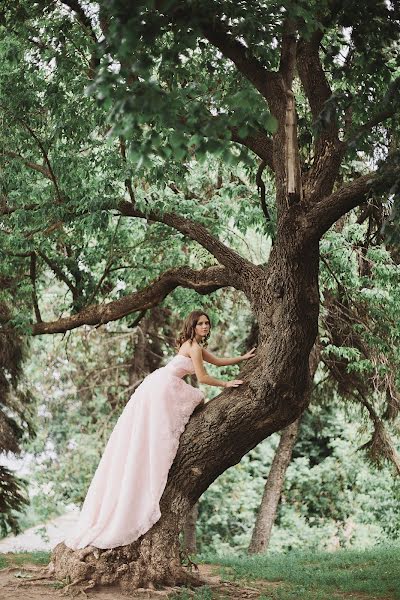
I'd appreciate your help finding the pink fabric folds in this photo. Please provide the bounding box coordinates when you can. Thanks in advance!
[64,354,204,550]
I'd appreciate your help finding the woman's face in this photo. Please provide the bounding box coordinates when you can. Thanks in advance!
[195,314,210,339]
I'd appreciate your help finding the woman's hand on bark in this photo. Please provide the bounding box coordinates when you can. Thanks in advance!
[224,379,244,388]
[241,347,257,361]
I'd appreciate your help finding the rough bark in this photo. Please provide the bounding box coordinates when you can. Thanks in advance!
[248,417,301,554]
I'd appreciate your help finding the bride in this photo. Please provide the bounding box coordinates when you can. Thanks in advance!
[64,309,256,550]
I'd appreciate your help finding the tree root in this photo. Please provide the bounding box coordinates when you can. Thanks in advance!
[48,540,210,594]
[179,566,208,587]
[179,548,200,573]
[60,578,96,597]
[77,545,100,561]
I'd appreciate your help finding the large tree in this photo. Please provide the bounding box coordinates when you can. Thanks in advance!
[0,0,399,592]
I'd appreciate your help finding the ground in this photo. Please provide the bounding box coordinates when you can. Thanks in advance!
[0,559,397,600]
[0,561,268,599]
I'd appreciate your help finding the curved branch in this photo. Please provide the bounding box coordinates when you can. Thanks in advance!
[117,201,255,274]
[230,128,274,171]
[2,151,52,179]
[345,75,400,145]
[32,265,232,335]
[355,390,400,476]
[17,119,63,203]
[256,160,271,225]
[37,250,78,299]
[305,166,400,240]
[296,32,344,201]
[200,19,277,105]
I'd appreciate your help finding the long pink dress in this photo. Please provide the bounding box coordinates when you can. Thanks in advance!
[64,354,204,550]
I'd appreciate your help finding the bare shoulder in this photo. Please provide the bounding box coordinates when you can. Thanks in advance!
[178,340,191,356]
[189,340,202,358]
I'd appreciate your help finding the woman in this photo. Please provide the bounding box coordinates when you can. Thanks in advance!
[64,310,256,551]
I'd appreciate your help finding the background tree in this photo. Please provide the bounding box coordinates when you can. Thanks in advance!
[0,299,35,536]
[0,0,399,591]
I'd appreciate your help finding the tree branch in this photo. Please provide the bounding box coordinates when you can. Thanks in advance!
[256,160,272,225]
[296,31,344,201]
[37,250,78,299]
[0,198,40,215]
[119,137,135,202]
[29,252,42,323]
[230,127,274,171]
[345,75,400,145]
[32,265,232,335]
[297,31,332,122]
[117,200,255,275]
[306,166,400,240]
[279,19,297,88]
[2,151,52,179]
[200,19,278,105]
[355,390,400,476]
[17,119,63,202]
[58,0,99,44]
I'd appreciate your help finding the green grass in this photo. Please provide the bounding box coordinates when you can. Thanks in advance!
[1,547,399,599]
[170,587,214,600]
[198,546,400,599]
[0,550,51,570]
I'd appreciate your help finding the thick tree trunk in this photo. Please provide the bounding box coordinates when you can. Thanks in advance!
[247,417,301,554]
[50,509,201,591]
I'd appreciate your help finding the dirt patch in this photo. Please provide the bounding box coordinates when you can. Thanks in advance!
[0,561,279,600]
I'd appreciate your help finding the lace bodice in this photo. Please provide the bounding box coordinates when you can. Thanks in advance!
[163,354,195,378]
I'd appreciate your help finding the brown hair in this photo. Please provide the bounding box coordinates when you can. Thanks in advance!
[176,310,212,349]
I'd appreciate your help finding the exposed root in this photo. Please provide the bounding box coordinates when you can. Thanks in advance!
[1,566,27,573]
[179,566,208,587]
[77,545,100,561]
[179,548,200,573]
[48,536,208,595]
[60,578,96,597]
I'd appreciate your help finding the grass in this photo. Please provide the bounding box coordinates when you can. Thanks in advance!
[0,550,51,570]
[170,587,214,600]
[196,545,400,599]
[1,547,399,599]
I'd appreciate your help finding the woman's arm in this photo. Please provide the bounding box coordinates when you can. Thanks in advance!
[190,343,243,388]
[202,346,256,367]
